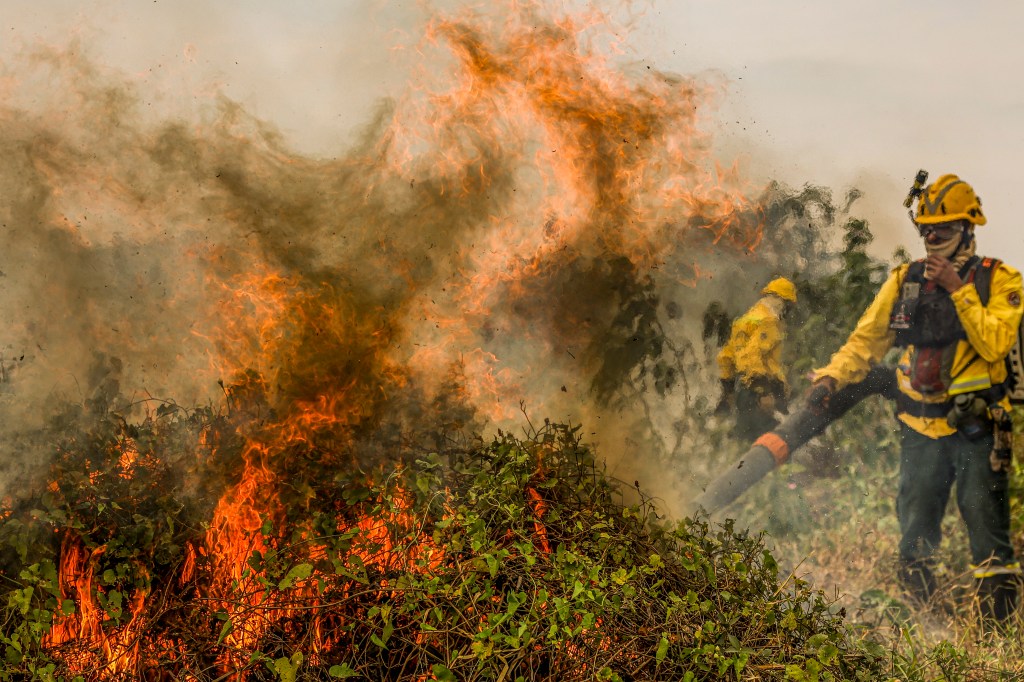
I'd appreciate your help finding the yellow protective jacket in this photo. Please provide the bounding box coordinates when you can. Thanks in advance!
[717,296,788,392]
[815,258,1023,437]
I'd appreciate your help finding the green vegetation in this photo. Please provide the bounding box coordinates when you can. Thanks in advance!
[0,394,895,680]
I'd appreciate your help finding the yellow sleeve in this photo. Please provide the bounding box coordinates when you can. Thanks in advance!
[951,262,1023,363]
[751,315,786,387]
[814,266,904,389]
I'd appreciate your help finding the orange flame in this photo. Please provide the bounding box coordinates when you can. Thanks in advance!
[46,535,149,676]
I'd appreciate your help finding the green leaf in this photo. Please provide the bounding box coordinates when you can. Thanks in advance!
[10,587,33,616]
[431,665,457,682]
[655,635,669,663]
[278,563,314,590]
[781,610,799,631]
[807,633,829,649]
[216,618,233,645]
[272,653,302,682]
[785,664,806,681]
[329,663,360,678]
[484,553,499,578]
[104,589,123,619]
[818,643,840,666]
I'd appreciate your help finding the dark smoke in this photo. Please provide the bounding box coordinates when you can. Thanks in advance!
[0,6,842,512]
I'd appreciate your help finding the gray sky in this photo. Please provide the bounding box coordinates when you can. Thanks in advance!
[646,1,1024,260]
[5,0,1024,261]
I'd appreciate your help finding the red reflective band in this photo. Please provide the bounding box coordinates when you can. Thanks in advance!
[754,433,790,465]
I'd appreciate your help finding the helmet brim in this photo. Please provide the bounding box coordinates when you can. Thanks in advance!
[915,213,986,226]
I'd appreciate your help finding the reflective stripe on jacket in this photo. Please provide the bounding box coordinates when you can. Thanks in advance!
[717,296,787,390]
[815,260,1023,437]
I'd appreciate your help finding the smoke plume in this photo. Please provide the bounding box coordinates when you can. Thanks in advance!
[0,3,834,511]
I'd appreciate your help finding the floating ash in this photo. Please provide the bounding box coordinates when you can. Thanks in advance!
[0,2,865,680]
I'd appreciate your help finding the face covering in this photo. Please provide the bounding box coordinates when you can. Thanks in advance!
[924,232,960,259]
[923,228,976,277]
[762,294,788,320]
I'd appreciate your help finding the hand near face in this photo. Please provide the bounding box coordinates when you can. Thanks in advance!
[924,255,964,293]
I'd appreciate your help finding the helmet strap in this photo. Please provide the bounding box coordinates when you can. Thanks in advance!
[956,222,974,254]
[950,227,978,271]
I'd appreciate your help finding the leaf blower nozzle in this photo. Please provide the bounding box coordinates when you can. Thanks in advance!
[691,365,897,515]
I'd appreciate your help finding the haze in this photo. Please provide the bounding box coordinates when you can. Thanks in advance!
[4,1,1023,264]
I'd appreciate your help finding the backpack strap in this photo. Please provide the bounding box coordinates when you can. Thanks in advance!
[972,257,1001,306]
[920,256,991,385]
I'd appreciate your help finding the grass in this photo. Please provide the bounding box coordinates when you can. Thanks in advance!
[696,396,1024,680]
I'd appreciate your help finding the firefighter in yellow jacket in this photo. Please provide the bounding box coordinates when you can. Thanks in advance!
[809,173,1023,620]
[716,277,797,441]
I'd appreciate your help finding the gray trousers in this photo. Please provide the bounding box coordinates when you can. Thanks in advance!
[734,385,779,443]
[897,422,1015,568]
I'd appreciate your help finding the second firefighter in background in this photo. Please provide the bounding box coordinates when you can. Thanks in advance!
[716,277,798,441]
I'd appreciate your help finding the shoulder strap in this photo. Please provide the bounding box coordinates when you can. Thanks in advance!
[972,257,1000,306]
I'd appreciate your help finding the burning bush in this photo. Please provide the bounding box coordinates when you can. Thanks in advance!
[0,382,891,682]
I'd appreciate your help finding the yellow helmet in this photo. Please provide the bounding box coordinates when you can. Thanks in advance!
[915,173,986,226]
[762,277,797,303]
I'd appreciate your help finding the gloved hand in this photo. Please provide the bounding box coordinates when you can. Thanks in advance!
[714,379,734,415]
[751,377,786,415]
[806,376,837,414]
